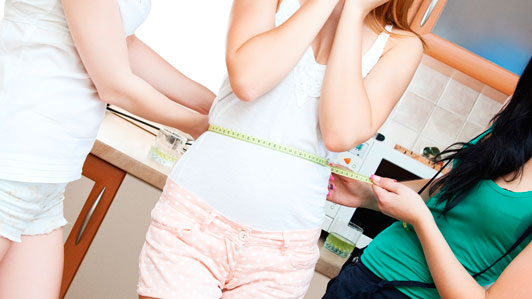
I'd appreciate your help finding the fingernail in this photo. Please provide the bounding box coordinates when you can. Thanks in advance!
[370,174,381,183]
[330,175,335,181]
[327,191,330,196]
[393,179,397,182]
[333,184,337,191]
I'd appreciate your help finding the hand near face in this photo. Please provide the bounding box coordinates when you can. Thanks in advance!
[342,0,391,15]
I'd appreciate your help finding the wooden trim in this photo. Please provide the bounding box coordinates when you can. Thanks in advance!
[423,34,518,97]
[410,0,518,97]
[60,154,126,298]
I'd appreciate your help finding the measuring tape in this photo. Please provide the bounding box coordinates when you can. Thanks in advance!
[208,124,372,184]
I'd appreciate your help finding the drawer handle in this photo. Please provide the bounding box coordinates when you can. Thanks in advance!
[75,187,106,245]
[420,0,439,27]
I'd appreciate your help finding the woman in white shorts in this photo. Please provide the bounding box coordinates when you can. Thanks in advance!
[0,0,214,297]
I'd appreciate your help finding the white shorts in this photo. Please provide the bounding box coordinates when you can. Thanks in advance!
[0,179,68,242]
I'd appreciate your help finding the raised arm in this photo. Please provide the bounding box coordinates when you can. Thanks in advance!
[226,0,339,102]
[126,35,215,115]
[61,0,209,138]
[371,176,532,299]
[320,0,423,151]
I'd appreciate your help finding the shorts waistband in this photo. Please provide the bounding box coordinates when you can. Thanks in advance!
[161,179,321,247]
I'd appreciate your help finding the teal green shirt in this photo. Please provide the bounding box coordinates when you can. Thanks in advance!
[362,179,532,298]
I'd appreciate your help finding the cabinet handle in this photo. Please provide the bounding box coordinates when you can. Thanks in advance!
[420,0,439,27]
[75,187,106,245]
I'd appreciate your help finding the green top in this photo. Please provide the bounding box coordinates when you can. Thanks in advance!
[362,131,532,298]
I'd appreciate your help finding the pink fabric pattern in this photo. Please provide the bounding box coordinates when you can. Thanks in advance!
[138,180,321,299]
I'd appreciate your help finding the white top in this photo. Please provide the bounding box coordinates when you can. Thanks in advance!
[0,0,151,183]
[169,0,392,231]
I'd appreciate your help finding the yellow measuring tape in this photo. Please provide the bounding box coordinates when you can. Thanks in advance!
[208,124,372,184]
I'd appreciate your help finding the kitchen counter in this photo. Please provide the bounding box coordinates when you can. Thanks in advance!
[91,111,169,189]
[91,111,345,279]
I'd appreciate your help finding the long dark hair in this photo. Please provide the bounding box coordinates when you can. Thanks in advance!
[430,56,532,215]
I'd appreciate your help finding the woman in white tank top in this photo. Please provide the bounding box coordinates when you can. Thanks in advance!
[0,0,214,297]
[138,0,424,298]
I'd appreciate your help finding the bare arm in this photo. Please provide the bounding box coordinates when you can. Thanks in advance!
[415,216,532,299]
[371,176,532,299]
[61,0,208,138]
[126,35,215,115]
[320,0,423,151]
[326,171,430,210]
[226,0,338,102]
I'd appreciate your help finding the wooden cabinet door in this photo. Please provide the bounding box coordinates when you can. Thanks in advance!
[61,154,126,298]
[64,174,161,299]
[410,0,523,95]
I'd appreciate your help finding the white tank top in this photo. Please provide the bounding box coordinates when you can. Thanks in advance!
[0,0,151,183]
[169,0,392,231]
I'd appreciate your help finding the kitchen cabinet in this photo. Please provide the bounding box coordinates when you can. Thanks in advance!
[64,173,160,299]
[61,154,127,298]
[410,0,531,95]
[304,272,330,299]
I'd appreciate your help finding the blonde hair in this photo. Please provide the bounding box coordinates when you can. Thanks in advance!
[370,0,426,47]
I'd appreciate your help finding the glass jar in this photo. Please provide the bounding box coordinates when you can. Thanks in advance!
[324,219,363,258]
[148,128,187,168]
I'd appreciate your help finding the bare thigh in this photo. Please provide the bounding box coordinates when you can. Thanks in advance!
[0,228,64,299]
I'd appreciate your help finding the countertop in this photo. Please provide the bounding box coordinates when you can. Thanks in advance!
[91,111,345,279]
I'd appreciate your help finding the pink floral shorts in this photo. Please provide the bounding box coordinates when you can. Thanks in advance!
[138,180,321,299]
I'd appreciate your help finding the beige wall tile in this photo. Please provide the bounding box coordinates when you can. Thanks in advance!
[457,122,484,143]
[452,71,484,93]
[421,107,465,146]
[413,135,445,155]
[468,94,504,127]
[393,92,434,132]
[421,55,455,77]
[381,121,419,150]
[407,64,450,103]
[438,79,480,116]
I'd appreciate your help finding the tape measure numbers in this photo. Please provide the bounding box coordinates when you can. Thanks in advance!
[208,124,372,184]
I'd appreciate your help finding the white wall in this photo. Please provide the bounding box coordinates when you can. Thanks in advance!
[136,0,233,92]
[0,0,232,93]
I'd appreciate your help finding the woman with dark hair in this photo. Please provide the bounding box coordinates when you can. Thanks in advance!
[324,56,532,298]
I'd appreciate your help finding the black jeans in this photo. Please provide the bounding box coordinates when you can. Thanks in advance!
[323,260,411,299]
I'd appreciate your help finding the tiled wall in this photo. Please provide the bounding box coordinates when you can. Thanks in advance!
[379,55,508,154]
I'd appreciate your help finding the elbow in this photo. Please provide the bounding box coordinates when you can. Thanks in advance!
[96,86,122,106]
[323,131,373,153]
[93,74,136,107]
[95,81,130,107]
[226,58,263,102]
[323,136,355,153]
[228,75,261,102]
